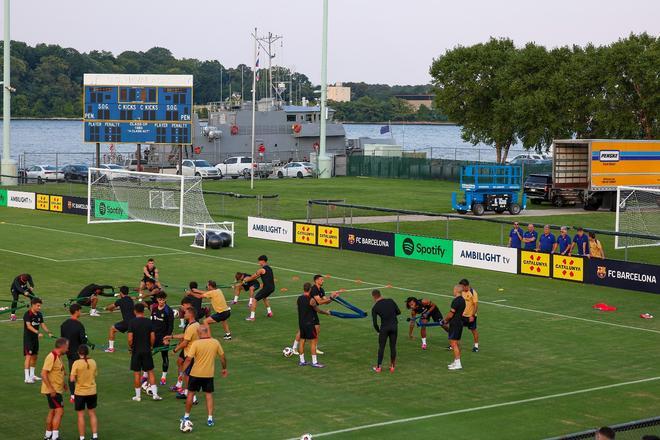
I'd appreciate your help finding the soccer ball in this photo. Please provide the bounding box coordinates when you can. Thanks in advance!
[180,418,194,433]
[173,309,179,318]
[282,347,293,357]
[141,381,150,392]
[301,434,313,440]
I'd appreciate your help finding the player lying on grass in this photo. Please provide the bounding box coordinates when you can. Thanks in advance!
[74,283,115,317]
[405,297,448,350]
[103,286,135,353]
[41,337,69,440]
[165,306,200,403]
[127,303,162,401]
[243,255,275,321]
[69,344,99,440]
[231,272,260,306]
[138,258,160,295]
[187,280,232,340]
[292,275,342,355]
[24,297,53,384]
[10,273,34,321]
[296,282,331,368]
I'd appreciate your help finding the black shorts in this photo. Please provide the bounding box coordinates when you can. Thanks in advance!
[448,323,464,341]
[254,287,274,301]
[243,282,259,292]
[74,394,97,411]
[209,310,231,322]
[462,316,478,330]
[114,321,129,333]
[24,337,39,356]
[196,307,210,321]
[130,352,154,372]
[299,324,317,340]
[188,376,214,393]
[142,276,156,284]
[421,309,443,323]
[46,393,63,409]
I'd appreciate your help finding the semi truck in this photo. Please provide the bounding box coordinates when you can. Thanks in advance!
[551,139,660,210]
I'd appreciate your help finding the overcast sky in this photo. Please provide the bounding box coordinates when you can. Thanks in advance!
[5,0,659,85]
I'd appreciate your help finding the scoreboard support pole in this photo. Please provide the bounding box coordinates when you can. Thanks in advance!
[136,144,142,171]
[178,145,183,175]
[95,142,100,167]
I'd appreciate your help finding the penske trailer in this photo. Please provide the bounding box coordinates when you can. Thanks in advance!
[551,139,660,210]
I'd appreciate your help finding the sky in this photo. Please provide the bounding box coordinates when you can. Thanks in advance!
[4,0,659,85]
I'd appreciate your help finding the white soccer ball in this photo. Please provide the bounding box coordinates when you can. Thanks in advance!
[180,419,194,433]
[283,347,293,357]
[301,434,313,440]
[173,309,179,318]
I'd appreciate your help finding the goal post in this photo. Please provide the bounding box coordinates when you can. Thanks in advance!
[87,167,224,238]
[615,186,660,249]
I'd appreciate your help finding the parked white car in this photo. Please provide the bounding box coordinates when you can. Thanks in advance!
[275,162,315,179]
[507,153,545,163]
[97,163,126,180]
[25,165,63,183]
[180,159,222,179]
[215,156,273,179]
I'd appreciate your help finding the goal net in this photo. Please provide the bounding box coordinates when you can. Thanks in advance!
[615,186,660,249]
[87,168,218,237]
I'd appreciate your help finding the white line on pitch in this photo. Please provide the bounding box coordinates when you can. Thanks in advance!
[0,247,59,262]
[2,222,659,336]
[492,299,507,302]
[56,252,188,262]
[286,376,660,439]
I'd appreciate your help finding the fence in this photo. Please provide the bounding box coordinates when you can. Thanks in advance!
[347,155,552,181]
[545,416,660,439]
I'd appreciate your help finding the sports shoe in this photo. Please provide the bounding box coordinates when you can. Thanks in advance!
[132,396,141,402]
[298,361,309,367]
[311,363,325,368]
[223,333,232,340]
[70,395,75,404]
[446,345,453,351]
[178,322,185,329]
[315,349,324,355]
[372,366,381,373]
[231,300,238,305]
[170,385,182,393]
[389,365,395,373]
[175,392,187,399]
[266,312,273,318]
[152,394,163,401]
[421,343,427,350]
[207,419,215,427]
[104,347,115,353]
[472,346,479,353]
[448,363,463,371]
[159,378,167,386]
[89,310,100,317]
[33,375,42,381]
[292,349,300,355]
[193,396,199,405]
[10,314,17,321]
[245,317,255,322]
[24,378,35,384]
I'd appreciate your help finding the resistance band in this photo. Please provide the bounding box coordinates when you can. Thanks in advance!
[329,296,367,319]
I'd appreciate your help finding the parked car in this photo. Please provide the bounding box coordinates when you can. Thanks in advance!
[61,164,89,182]
[523,173,575,207]
[214,156,272,179]
[275,162,314,179]
[97,163,126,180]
[179,159,222,179]
[121,159,148,171]
[24,165,63,183]
[508,153,545,163]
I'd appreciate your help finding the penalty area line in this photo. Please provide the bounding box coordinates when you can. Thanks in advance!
[287,376,660,439]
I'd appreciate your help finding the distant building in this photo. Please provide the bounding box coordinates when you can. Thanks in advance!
[328,82,351,102]
[395,94,434,110]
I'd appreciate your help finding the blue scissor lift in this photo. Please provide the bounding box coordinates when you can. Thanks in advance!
[451,165,526,216]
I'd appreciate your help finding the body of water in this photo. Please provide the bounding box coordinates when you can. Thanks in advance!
[0,119,526,166]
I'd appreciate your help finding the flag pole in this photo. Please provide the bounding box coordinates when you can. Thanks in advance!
[250,27,257,190]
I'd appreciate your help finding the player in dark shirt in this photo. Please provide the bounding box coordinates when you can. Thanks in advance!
[127,303,162,401]
[139,258,160,294]
[75,283,114,317]
[371,289,401,373]
[179,281,208,328]
[231,272,260,305]
[291,275,340,355]
[10,273,34,321]
[60,303,87,402]
[150,291,174,385]
[405,297,447,350]
[444,285,467,371]
[243,255,276,321]
[103,286,134,353]
[23,297,52,383]
[139,279,162,309]
[296,283,330,368]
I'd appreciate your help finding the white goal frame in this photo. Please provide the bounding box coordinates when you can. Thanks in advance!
[615,185,660,249]
[190,222,235,249]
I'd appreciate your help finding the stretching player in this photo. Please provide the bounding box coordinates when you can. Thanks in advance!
[103,286,135,353]
[24,298,53,384]
[444,285,467,370]
[139,279,162,309]
[243,255,275,321]
[179,281,209,328]
[188,280,232,340]
[75,283,113,317]
[292,275,339,355]
[459,279,480,352]
[127,303,162,401]
[60,303,87,403]
[231,272,260,306]
[297,283,330,368]
[372,289,401,373]
[10,273,34,321]
[405,297,447,350]
[69,344,99,440]
[138,258,160,294]
[150,291,174,386]
[41,337,69,440]
[165,307,200,401]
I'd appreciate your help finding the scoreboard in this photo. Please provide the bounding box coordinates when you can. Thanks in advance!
[83,74,193,144]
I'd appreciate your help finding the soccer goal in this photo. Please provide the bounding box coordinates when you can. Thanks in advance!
[87,167,233,238]
[615,186,660,249]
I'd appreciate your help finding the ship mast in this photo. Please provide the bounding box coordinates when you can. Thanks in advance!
[255,32,283,104]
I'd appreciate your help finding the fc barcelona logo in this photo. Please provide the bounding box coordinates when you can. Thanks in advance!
[348,234,356,245]
[596,266,607,279]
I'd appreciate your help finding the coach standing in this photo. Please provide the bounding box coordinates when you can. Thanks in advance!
[522,224,538,250]
[538,225,557,253]
[508,222,523,248]
[60,304,87,403]
[371,289,401,373]
[444,285,466,371]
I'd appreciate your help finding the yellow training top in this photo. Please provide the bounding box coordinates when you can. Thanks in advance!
[462,289,478,317]
[203,289,230,314]
[70,358,98,396]
[41,351,66,395]
[188,337,224,378]
[183,321,200,357]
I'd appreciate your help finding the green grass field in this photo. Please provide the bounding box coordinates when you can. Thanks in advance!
[1,177,659,439]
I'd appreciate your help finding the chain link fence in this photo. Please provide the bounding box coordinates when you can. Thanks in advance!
[545,416,660,439]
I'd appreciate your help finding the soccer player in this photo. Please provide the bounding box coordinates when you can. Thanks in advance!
[24,297,53,384]
[180,325,228,428]
[556,226,572,256]
[571,227,589,256]
[444,285,466,370]
[292,275,337,355]
[371,289,400,373]
[10,273,34,321]
[538,224,557,253]
[150,291,174,385]
[243,255,275,321]
[232,272,260,305]
[138,279,162,309]
[180,281,208,327]
[60,303,87,403]
[41,337,69,440]
[459,279,479,352]
[103,286,135,353]
[522,223,538,250]
[296,283,331,368]
[188,280,232,340]
[595,427,616,440]
[166,307,200,400]
[127,303,162,401]
[69,344,98,440]
[74,283,113,317]
[507,221,523,249]
[138,258,160,294]
[405,296,446,350]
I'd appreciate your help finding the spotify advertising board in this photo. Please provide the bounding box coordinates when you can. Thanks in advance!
[394,234,452,264]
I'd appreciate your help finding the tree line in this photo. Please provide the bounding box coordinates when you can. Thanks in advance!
[430,33,659,163]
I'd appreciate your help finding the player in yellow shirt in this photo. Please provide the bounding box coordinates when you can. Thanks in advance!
[41,337,69,440]
[187,280,232,340]
[165,307,200,402]
[180,325,227,428]
[70,344,99,440]
[460,279,479,352]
